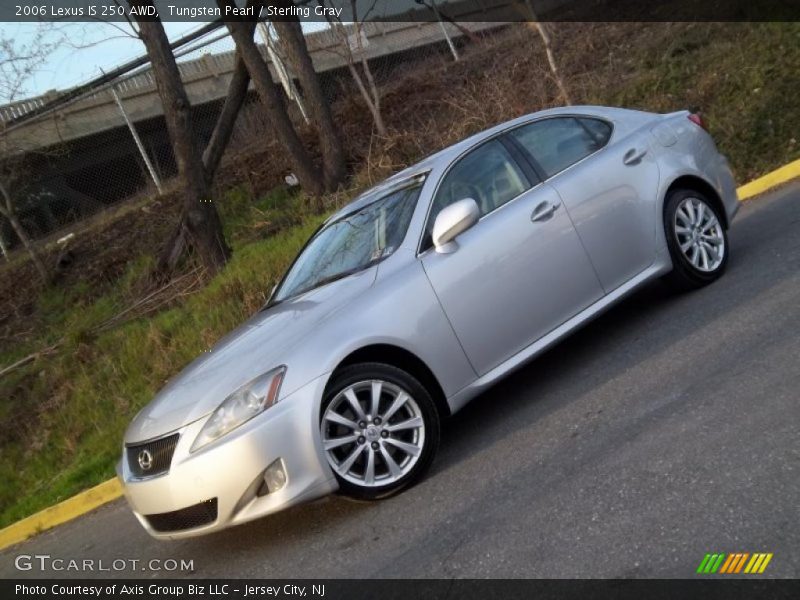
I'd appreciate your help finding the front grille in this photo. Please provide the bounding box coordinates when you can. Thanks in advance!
[126,433,179,478]
[145,499,218,533]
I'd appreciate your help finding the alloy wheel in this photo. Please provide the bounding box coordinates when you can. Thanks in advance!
[321,380,426,487]
[673,196,725,272]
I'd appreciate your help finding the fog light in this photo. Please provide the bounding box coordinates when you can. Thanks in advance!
[260,458,287,495]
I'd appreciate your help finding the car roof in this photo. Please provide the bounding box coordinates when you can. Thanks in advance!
[326,105,647,223]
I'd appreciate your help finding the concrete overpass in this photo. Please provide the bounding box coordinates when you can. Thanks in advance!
[0,0,549,249]
[0,7,520,153]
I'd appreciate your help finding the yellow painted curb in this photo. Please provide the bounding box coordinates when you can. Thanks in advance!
[0,478,122,551]
[0,156,797,553]
[737,158,800,201]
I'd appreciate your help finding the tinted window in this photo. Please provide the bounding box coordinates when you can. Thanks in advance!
[510,117,612,177]
[424,139,530,247]
[274,184,420,302]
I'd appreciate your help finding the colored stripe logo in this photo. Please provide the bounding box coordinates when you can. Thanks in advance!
[696,552,773,574]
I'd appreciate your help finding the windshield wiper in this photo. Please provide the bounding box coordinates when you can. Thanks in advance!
[264,260,380,310]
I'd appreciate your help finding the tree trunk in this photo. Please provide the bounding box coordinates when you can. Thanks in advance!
[272,11,346,191]
[524,8,571,105]
[0,180,49,283]
[202,51,251,185]
[354,24,386,135]
[132,2,231,273]
[329,19,387,136]
[220,3,324,197]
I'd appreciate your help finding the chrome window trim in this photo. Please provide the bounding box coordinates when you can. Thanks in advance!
[415,114,615,256]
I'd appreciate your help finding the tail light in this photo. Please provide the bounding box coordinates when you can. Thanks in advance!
[688,112,708,131]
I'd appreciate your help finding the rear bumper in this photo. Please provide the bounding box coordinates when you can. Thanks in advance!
[716,154,740,226]
[118,374,337,539]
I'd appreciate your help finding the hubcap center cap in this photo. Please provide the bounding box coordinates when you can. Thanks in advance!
[365,426,380,441]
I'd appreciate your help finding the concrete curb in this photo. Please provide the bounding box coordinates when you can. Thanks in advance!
[0,479,122,551]
[1,160,798,552]
[738,158,800,201]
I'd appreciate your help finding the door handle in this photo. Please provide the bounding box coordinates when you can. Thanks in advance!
[623,147,648,165]
[531,200,559,222]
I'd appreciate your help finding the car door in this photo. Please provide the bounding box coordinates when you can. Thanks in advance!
[420,138,604,376]
[508,116,660,292]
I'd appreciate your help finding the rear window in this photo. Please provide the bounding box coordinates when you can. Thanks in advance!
[510,117,612,177]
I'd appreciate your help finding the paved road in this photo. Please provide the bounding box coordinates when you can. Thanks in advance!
[3,184,799,579]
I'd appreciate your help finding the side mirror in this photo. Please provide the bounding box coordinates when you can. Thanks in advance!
[432,198,480,253]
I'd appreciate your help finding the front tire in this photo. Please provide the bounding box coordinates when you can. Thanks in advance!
[662,188,729,290]
[320,363,440,500]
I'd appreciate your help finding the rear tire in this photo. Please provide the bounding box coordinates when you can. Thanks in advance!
[662,188,728,290]
[320,363,440,501]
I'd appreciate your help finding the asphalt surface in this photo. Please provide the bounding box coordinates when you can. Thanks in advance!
[3,183,799,579]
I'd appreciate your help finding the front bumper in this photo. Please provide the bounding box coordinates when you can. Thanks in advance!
[118,374,338,539]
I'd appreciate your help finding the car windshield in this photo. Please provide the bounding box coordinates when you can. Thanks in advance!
[272,183,422,303]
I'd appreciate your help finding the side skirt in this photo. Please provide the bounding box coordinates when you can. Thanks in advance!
[446,259,672,414]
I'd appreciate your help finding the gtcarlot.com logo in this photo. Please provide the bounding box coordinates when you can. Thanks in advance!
[14,554,194,572]
[696,552,773,575]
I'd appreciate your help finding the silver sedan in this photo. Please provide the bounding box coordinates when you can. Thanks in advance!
[119,106,738,538]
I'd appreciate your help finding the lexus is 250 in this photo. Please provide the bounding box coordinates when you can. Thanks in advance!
[119,106,738,538]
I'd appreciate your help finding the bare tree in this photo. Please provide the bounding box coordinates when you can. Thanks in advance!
[320,0,387,136]
[523,2,572,105]
[0,27,66,282]
[202,34,253,184]
[0,177,49,281]
[270,2,346,191]
[130,0,231,273]
[219,0,326,196]
[0,27,65,102]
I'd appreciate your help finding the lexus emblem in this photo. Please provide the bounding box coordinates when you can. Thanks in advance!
[138,449,154,471]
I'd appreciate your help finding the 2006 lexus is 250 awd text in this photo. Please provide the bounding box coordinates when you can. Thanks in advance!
[119,106,739,538]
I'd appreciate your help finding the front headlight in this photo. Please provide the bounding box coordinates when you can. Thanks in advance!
[190,366,286,452]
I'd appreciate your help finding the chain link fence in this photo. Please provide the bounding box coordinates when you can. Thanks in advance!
[0,17,509,260]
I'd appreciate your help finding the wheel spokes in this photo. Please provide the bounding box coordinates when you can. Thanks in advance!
[694,201,706,226]
[324,411,358,430]
[337,443,366,474]
[370,381,382,418]
[385,416,423,432]
[701,241,719,262]
[699,245,709,270]
[323,433,359,451]
[343,388,366,422]
[382,391,409,422]
[384,437,422,457]
[364,448,376,485]
[379,445,403,478]
[689,245,700,267]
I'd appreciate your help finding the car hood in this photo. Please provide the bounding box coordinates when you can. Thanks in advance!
[124,267,377,444]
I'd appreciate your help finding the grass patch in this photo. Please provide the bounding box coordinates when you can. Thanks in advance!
[587,22,800,181]
[0,203,324,526]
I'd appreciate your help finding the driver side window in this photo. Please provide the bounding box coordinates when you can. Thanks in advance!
[424,139,531,249]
